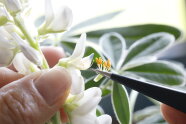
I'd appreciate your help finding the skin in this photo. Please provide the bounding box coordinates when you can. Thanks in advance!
[161,104,186,124]
[0,46,185,124]
[0,46,71,124]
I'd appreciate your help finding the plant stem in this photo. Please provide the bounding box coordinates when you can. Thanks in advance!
[13,14,49,69]
[13,14,62,124]
[13,14,36,48]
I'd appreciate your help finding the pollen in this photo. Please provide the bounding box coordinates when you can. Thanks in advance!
[106,59,111,70]
[95,57,111,71]
[103,61,107,68]
[95,57,103,65]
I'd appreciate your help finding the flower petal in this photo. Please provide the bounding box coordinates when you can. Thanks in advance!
[68,68,84,95]
[71,114,97,124]
[49,6,73,31]
[13,53,40,75]
[72,87,102,115]
[0,27,15,49]
[3,0,22,14]
[45,0,54,26]
[11,33,42,66]
[0,47,15,67]
[69,33,86,60]
[96,115,112,124]
[0,36,14,49]
[71,53,94,70]
[0,6,10,25]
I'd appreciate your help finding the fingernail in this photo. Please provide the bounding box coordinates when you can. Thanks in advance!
[35,67,71,106]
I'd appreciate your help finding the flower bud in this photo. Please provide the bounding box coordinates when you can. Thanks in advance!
[0,27,18,67]
[38,0,73,35]
[0,6,10,26]
[1,0,22,15]
[13,52,40,75]
[0,47,16,67]
[11,33,42,66]
[4,23,24,38]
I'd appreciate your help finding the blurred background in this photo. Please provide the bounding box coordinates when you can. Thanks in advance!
[31,0,186,36]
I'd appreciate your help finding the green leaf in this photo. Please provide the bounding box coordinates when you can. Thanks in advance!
[125,61,186,86]
[64,10,123,36]
[102,88,111,97]
[99,32,127,69]
[112,83,130,124]
[123,32,175,66]
[96,106,105,116]
[133,106,160,122]
[85,74,107,90]
[85,24,182,47]
[121,32,175,71]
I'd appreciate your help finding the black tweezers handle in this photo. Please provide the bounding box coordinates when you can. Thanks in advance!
[111,73,186,113]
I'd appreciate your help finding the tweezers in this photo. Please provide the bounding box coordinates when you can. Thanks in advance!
[90,68,186,113]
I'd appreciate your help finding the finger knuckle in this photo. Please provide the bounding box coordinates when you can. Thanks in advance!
[0,89,37,124]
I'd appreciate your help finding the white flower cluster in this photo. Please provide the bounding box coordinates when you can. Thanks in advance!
[0,0,112,123]
[58,33,112,124]
[0,24,41,74]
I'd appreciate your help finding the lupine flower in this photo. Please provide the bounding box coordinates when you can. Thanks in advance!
[0,6,11,26]
[11,33,42,66]
[63,87,112,124]
[0,0,22,15]
[13,52,40,75]
[4,23,24,38]
[58,33,94,95]
[0,27,18,67]
[38,0,73,35]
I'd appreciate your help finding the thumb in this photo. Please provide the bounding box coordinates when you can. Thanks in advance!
[0,67,71,124]
[161,104,186,124]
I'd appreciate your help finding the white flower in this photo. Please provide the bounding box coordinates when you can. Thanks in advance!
[64,87,112,124]
[59,33,94,94]
[38,0,73,35]
[11,33,42,66]
[13,52,40,75]
[0,27,18,67]
[0,0,22,14]
[0,6,11,26]
[59,33,94,70]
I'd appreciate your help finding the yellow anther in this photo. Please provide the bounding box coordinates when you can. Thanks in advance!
[95,57,103,65]
[107,59,111,69]
[95,57,111,71]
[103,61,107,68]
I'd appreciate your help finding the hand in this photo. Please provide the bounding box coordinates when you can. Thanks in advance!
[0,47,71,124]
[161,104,186,124]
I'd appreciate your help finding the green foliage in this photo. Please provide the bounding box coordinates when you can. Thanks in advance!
[64,10,123,36]
[61,21,186,124]
[85,24,182,47]
[123,32,174,65]
[99,32,127,69]
[125,61,185,85]
[112,83,130,124]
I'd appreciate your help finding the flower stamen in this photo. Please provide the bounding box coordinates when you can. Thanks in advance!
[95,57,111,71]
[106,59,111,71]
[94,57,112,82]
[95,57,103,70]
